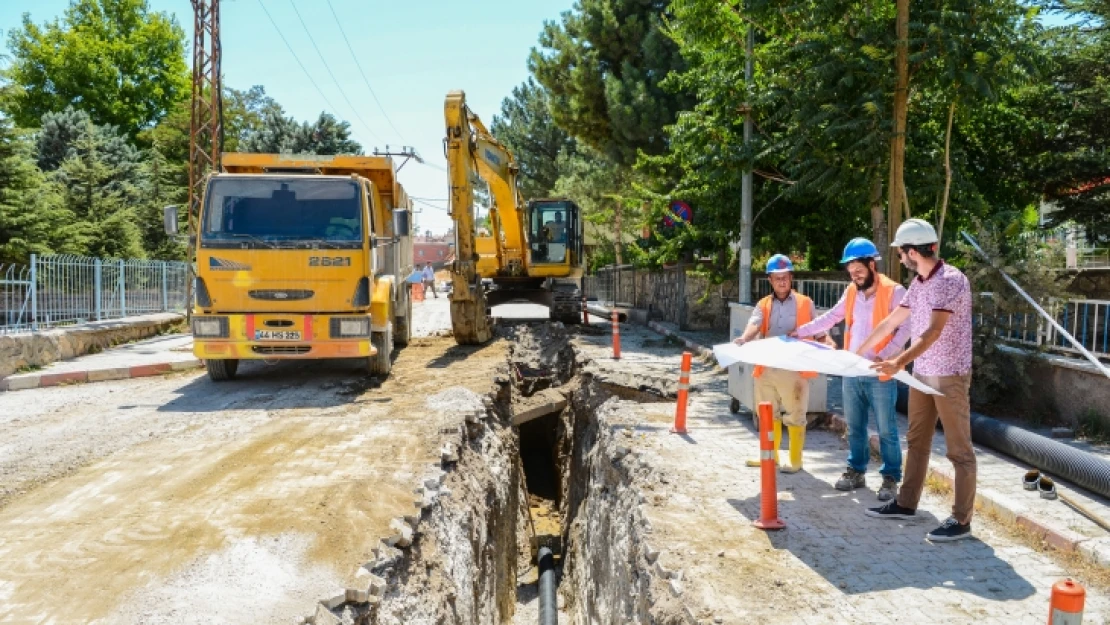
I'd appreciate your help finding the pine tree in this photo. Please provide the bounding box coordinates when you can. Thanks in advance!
[491,78,576,200]
[0,115,76,264]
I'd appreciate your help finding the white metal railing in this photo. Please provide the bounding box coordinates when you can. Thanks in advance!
[753,278,849,310]
[0,254,189,335]
[979,295,1110,361]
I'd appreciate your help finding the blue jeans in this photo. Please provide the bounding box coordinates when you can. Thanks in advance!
[843,377,902,481]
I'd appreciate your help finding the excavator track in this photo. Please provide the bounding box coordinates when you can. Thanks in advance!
[549,281,583,325]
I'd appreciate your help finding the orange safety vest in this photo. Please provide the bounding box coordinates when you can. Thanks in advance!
[752,292,818,379]
[843,274,899,355]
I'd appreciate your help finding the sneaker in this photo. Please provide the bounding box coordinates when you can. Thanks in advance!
[877,476,898,501]
[865,499,916,520]
[835,468,866,491]
[926,517,972,542]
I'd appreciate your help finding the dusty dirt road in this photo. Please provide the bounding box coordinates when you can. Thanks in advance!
[0,312,505,624]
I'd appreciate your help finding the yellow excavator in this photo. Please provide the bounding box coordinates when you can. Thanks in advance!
[444,90,585,344]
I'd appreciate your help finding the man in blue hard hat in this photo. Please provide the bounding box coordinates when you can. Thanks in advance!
[790,238,911,500]
[733,254,820,473]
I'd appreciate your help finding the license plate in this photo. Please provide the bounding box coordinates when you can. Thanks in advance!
[254,330,301,341]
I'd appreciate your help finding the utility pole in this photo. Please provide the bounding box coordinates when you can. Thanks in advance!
[887,0,909,282]
[739,23,755,304]
[188,0,222,316]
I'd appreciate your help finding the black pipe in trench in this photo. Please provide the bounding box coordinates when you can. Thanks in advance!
[538,546,557,625]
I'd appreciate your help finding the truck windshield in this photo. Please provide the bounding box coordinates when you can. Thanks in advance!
[202,178,363,248]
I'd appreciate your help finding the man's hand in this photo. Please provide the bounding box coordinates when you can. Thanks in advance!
[732,337,746,346]
[787,330,799,338]
[870,359,904,377]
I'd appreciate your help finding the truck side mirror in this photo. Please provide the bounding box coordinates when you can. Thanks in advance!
[393,209,410,237]
[163,205,179,235]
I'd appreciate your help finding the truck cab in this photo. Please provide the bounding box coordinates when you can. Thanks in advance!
[172,154,413,381]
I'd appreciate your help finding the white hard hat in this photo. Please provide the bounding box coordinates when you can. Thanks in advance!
[890,218,938,247]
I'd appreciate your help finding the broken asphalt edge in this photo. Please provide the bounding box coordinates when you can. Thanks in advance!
[640,317,1110,570]
[0,358,204,392]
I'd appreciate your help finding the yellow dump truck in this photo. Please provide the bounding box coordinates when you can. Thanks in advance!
[166,153,414,381]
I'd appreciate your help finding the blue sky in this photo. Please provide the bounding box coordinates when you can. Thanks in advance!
[0,0,575,234]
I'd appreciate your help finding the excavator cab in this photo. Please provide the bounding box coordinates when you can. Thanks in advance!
[527,199,582,270]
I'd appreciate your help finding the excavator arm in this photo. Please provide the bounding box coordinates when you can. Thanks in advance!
[444,90,494,344]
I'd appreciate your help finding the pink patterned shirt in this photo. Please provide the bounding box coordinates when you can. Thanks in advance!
[900,260,973,376]
[795,281,910,360]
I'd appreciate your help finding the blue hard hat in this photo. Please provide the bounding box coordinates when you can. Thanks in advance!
[766,254,794,274]
[840,237,881,264]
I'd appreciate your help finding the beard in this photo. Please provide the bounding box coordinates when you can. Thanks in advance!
[854,268,876,291]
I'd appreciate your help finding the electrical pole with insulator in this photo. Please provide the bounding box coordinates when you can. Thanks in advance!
[188,0,223,319]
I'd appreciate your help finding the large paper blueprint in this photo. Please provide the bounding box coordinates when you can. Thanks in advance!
[713,336,943,396]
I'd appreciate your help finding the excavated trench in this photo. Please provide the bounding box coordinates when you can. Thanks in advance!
[310,322,690,625]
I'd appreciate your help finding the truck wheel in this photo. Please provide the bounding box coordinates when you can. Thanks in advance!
[394,293,412,347]
[207,358,239,382]
[729,398,741,414]
[367,326,393,376]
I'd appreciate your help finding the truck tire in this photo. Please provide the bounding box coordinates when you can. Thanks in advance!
[394,292,412,347]
[206,358,238,382]
[367,326,393,376]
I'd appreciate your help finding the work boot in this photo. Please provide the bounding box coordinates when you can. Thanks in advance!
[780,426,805,474]
[877,476,898,501]
[745,419,781,467]
[835,468,866,491]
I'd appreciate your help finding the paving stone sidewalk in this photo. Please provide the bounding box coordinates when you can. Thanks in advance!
[0,334,200,391]
[573,321,1108,624]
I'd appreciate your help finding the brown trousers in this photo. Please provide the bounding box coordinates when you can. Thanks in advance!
[896,372,977,524]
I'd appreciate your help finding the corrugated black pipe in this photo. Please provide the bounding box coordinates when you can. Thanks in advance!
[538,546,557,625]
[586,306,626,323]
[970,412,1110,499]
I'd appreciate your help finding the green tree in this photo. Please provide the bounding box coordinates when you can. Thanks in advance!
[529,0,693,167]
[1024,0,1110,240]
[54,123,144,258]
[491,78,575,200]
[242,111,361,155]
[0,115,76,264]
[4,0,189,137]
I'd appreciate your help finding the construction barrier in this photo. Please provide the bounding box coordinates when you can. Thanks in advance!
[412,283,425,302]
[671,351,691,434]
[582,294,588,325]
[753,401,785,530]
[1049,579,1085,624]
[611,310,621,360]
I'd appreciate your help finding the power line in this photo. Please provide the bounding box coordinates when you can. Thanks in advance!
[256,0,350,137]
[413,198,450,211]
[325,0,407,143]
[286,0,386,146]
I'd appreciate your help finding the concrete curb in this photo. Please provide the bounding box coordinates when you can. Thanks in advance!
[0,358,204,392]
[646,321,716,362]
[642,322,1110,568]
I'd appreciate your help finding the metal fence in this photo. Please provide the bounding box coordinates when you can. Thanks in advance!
[583,264,637,307]
[753,278,849,310]
[988,296,1110,360]
[0,254,189,335]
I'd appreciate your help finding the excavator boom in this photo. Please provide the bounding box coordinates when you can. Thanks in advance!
[443,90,585,344]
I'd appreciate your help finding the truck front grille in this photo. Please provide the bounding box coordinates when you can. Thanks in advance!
[248,289,314,301]
[251,345,311,355]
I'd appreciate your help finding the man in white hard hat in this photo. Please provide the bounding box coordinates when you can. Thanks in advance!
[854,218,976,542]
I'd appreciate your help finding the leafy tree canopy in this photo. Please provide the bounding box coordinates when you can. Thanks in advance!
[4,0,189,137]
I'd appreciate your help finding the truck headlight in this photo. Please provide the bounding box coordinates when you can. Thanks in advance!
[331,317,369,338]
[193,317,228,338]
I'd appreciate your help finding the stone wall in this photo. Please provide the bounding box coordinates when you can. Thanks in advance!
[0,313,184,378]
